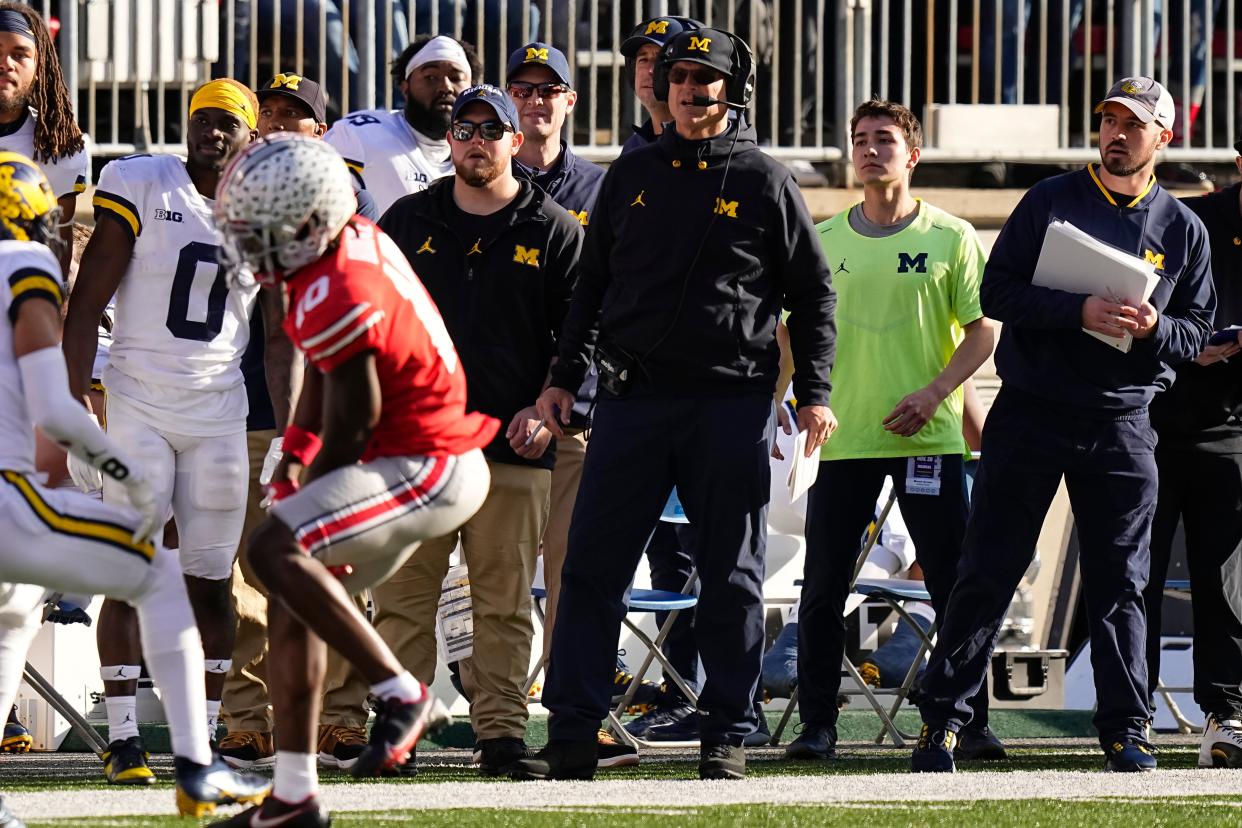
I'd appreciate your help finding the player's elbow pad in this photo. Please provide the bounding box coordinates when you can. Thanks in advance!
[17,346,135,481]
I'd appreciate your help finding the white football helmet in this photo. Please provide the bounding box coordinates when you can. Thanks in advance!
[215,133,356,286]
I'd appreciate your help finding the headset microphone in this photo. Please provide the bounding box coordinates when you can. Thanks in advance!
[691,94,747,111]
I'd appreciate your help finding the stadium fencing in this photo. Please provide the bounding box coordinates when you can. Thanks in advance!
[36,0,1242,164]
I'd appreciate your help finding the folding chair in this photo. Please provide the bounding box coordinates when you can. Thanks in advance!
[770,488,936,747]
[22,661,109,755]
[1155,578,1199,734]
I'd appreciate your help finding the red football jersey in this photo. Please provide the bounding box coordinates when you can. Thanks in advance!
[283,217,499,460]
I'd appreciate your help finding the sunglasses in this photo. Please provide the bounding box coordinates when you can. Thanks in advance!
[667,66,724,86]
[450,120,514,141]
[507,81,570,99]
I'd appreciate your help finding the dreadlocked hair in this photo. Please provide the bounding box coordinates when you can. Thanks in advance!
[1,2,84,163]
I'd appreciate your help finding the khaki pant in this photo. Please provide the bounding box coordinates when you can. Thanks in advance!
[539,430,587,662]
[221,429,276,734]
[320,460,551,739]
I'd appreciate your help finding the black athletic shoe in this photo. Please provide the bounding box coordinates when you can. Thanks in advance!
[954,725,1007,761]
[350,688,451,778]
[784,724,837,760]
[1104,738,1157,772]
[102,736,156,785]
[475,737,529,776]
[209,795,330,826]
[509,739,597,781]
[699,742,745,780]
[911,724,956,773]
[174,755,272,817]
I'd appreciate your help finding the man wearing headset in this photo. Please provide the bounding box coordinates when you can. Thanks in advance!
[512,28,836,782]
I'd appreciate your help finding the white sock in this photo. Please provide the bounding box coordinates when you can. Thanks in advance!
[205,699,221,741]
[273,751,318,802]
[132,555,211,766]
[105,695,139,742]
[370,671,424,704]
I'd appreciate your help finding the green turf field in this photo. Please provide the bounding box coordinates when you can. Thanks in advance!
[24,797,1242,828]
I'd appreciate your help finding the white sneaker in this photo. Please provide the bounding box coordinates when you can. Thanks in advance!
[1199,713,1242,768]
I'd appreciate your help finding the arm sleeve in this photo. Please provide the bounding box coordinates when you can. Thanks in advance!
[1141,220,1216,364]
[92,159,143,241]
[952,223,987,327]
[294,281,385,374]
[979,186,1086,329]
[18,346,142,483]
[778,178,837,408]
[548,167,617,392]
[324,124,367,190]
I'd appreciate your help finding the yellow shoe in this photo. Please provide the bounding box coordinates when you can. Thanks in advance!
[1,707,31,753]
[316,723,368,770]
[102,736,156,785]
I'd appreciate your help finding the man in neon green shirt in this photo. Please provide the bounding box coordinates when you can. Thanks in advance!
[786,99,997,763]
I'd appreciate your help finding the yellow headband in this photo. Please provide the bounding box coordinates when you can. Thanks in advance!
[189,80,257,130]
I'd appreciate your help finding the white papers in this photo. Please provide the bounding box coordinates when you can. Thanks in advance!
[435,564,473,664]
[1031,219,1162,353]
[786,430,820,502]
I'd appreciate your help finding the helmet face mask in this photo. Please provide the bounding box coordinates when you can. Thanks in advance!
[214,134,355,288]
[0,151,65,259]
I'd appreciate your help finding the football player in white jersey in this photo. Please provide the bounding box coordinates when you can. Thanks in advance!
[63,80,286,786]
[0,3,90,274]
[0,151,271,821]
[324,34,478,215]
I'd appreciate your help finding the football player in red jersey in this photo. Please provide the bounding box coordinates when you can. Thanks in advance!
[211,134,498,827]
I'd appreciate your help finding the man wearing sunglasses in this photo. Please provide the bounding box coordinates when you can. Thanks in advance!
[363,84,583,778]
[514,28,836,783]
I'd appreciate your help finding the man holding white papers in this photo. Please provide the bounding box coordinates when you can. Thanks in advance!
[1144,139,1242,768]
[790,99,996,763]
[913,76,1215,775]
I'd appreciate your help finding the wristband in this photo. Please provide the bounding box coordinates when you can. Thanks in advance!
[264,478,300,505]
[283,425,323,466]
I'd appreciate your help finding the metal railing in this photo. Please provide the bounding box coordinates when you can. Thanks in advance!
[46,0,1242,164]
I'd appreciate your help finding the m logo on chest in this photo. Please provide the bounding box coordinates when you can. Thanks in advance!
[897,252,928,273]
[1144,249,1165,270]
[514,245,540,267]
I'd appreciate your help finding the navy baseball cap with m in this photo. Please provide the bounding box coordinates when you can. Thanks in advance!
[451,84,521,131]
[1094,76,1176,131]
[621,15,703,57]
[506,42,573,87]
[257,73,328,123]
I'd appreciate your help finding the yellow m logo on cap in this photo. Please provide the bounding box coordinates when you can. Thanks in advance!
[271,73,302,90]
[1120,79,1144,95]
[1144,249,1165,270]
[645,20,669,35]
[514,245,541,267]
[525,47,549,62]
[688,36,712,53]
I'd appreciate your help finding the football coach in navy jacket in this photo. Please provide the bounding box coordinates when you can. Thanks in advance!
[912,76,1215,774]
[511,27,836,783]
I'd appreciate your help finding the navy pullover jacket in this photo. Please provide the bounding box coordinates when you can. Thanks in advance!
[984,165,1215,412]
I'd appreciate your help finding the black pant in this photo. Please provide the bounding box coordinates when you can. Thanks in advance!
[544,393,774,745]
[1144,444,1242,718]
[645,522,702,700]
[918,387,1157,744]
[797,455,987,729]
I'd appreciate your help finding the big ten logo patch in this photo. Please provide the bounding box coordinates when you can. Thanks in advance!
[513,245,541,267]
[154,209,183,223]
[897,251,928,274]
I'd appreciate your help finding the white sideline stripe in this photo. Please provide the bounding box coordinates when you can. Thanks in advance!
[8,771,1242,818]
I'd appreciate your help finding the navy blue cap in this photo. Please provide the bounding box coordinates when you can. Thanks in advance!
[506,43,573,87]
[450,84,521,131]
[621,16,703,58]
[258,73,328,123]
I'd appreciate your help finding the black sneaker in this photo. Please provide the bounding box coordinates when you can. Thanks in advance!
[173,755,272,817]
[742,708,772,748]
[209,794,329,827]
[596,729,639,768]
[954,725,1007,761]
[624,699,696,739]
[1104,738,1157,772]
[784,723,837,760]
[611,654,662,710]
[509,739,597,781]
[475,737,529,776]
[911,724,956,773]
[350,688,451,778]
[699,742,745,780]
[0,795,24,828]
[102,736,157,785]
[1,707,30,754]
